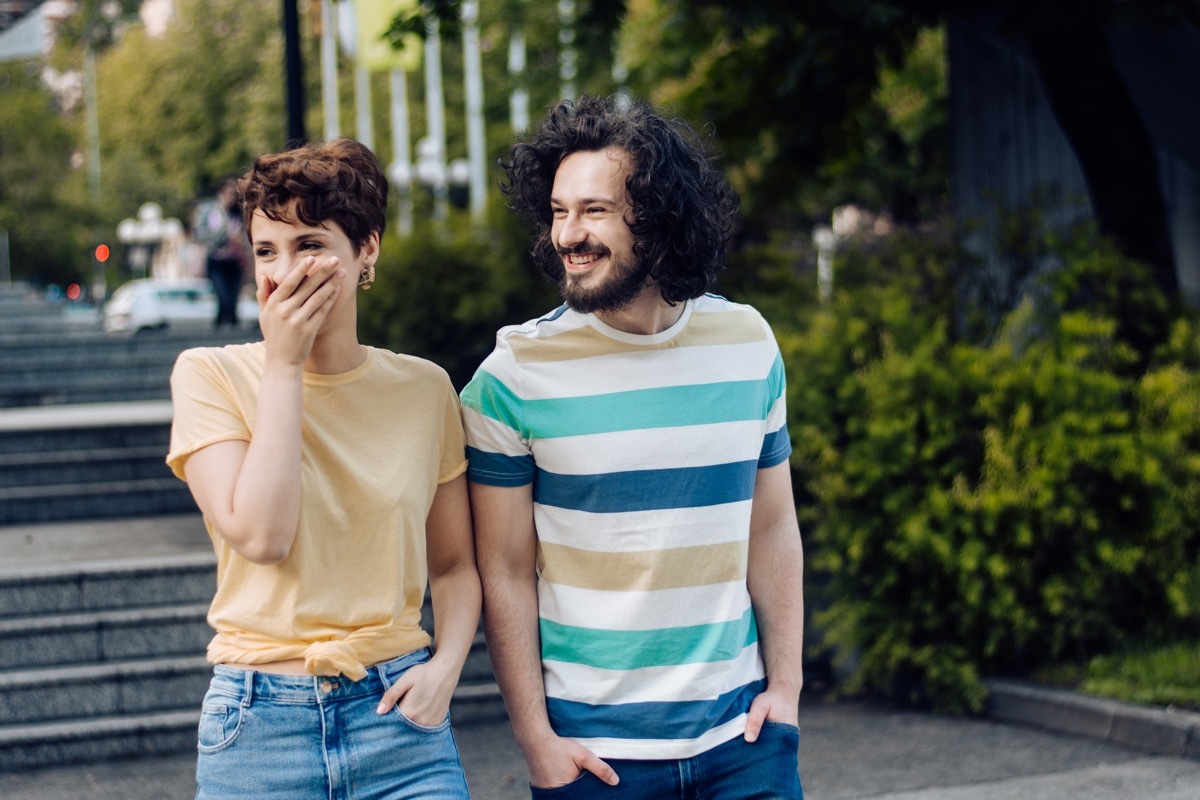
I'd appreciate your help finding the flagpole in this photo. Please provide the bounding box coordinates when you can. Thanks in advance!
[423,16,449,223]
[320,0,339,140]
[389,69,414,236]
[462,0,486,223]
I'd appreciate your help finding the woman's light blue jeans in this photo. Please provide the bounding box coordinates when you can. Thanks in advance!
[195,648,470,800]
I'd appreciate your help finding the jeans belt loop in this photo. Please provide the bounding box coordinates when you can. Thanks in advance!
[240,667,255,708]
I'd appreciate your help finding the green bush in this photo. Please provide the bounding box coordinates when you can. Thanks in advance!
[358,205,559,390]
[778,224,1200,712]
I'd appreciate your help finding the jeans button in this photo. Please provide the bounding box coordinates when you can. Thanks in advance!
[320,680,333,693]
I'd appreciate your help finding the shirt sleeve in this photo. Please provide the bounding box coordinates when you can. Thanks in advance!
[758,324,792,469]
[166,349,251,480]
[438,379,469,484]
[459,359,536,487]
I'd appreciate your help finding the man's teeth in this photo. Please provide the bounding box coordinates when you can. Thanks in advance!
[569,253,599,264]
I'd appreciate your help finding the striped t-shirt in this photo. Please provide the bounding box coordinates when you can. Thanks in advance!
[459,294,791,760]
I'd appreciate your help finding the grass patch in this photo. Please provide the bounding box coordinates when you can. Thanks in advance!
[1034,640,1200,712]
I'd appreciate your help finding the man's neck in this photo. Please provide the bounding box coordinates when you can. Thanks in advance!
[593,289,687,336]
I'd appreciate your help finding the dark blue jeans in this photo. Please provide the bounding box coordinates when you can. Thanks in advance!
[529,722,802,799]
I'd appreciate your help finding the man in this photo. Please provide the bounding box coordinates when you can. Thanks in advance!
[461,95,805,799]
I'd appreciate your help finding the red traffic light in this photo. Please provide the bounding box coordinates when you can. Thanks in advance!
[95,244,110,262]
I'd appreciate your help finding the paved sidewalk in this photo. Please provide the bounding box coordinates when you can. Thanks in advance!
[3,514,1199,798]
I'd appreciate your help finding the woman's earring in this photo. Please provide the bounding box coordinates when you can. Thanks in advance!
[359,262,376,290]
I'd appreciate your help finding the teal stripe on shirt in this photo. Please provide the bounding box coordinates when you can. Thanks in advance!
[540,607,758,670]
[463,370,783,440]
[461,369,525,432]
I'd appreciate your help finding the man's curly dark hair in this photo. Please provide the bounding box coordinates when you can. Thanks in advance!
[501,95,738,304]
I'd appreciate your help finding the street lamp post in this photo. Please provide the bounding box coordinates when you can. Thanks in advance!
[406,137,469,229]
[117,203,183,280]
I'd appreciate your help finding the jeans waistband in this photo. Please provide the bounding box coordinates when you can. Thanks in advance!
[208,647,431,706]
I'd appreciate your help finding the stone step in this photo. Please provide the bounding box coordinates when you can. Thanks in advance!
[0,478,198,525]
[0,679,505,771]
[0,656,211,726]
[0,709,200,771]
[0,634,496,727]
[0,445,173,489]
[0,373,177,408]
[0,604,212,671]
[0,401,172,456]
[0,329,259,408]
[0,425,170,458]
[0,327,258,356]
[0,553,216,619]
[1,347,200,374]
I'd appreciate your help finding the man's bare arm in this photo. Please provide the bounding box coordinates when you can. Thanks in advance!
[470,481,618,787]
[744,461,805,740]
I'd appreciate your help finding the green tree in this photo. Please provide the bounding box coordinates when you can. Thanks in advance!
[617,0,1198,307]
[96,0,286,222]
[0,63,93,285]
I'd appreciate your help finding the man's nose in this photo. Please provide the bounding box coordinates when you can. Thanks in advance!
[557,213,587,248]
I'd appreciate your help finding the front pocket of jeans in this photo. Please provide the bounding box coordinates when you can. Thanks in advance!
[529,771,592,797]
[393,706,452,734]
[197,702,243,752]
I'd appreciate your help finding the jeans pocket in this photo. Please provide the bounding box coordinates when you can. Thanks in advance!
[529,771,597,797]
[197,701,244,753]
[392,706,453,734]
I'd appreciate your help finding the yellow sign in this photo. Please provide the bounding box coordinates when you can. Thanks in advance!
[355,0,422,72]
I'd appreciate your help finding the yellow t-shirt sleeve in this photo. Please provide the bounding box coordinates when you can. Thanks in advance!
[438,379,468,484]
[166,349,252,481]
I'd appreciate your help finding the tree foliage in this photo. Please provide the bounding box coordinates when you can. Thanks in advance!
[0,63,93,285]
[764,220,1200,712]
[95,0,285,221]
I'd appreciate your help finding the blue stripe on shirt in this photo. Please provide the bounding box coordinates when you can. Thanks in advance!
[465,446,535,486]
[546,677,767,741]
[534,460,759,512]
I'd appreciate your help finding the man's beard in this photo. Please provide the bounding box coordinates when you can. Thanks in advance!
[555,242,651,314]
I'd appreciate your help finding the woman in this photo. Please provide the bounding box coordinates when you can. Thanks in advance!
[167,138,479,799]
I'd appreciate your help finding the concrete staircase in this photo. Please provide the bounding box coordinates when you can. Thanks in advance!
[0,401,196,526]
[0,520,503,771]
[0,328,260,409]
[0,550,216,770]
[0,290,503,771]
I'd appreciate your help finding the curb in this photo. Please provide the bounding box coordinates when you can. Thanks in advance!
[986,678,1200,760]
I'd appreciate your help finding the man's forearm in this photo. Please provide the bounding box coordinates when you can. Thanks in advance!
[752,538,805,696]
[482,578,557,748]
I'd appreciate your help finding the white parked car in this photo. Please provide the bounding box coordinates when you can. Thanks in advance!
[103,278,259,333]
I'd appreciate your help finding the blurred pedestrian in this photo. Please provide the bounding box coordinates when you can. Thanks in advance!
[168,138,479,799]
[461,95,806,799]
[193,177,248,327]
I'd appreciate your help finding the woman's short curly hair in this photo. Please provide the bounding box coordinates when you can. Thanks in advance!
[501,95,738,304]
[238,138,387,254]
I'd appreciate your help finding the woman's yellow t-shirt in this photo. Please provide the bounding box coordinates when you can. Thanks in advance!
[167,343,467,679]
